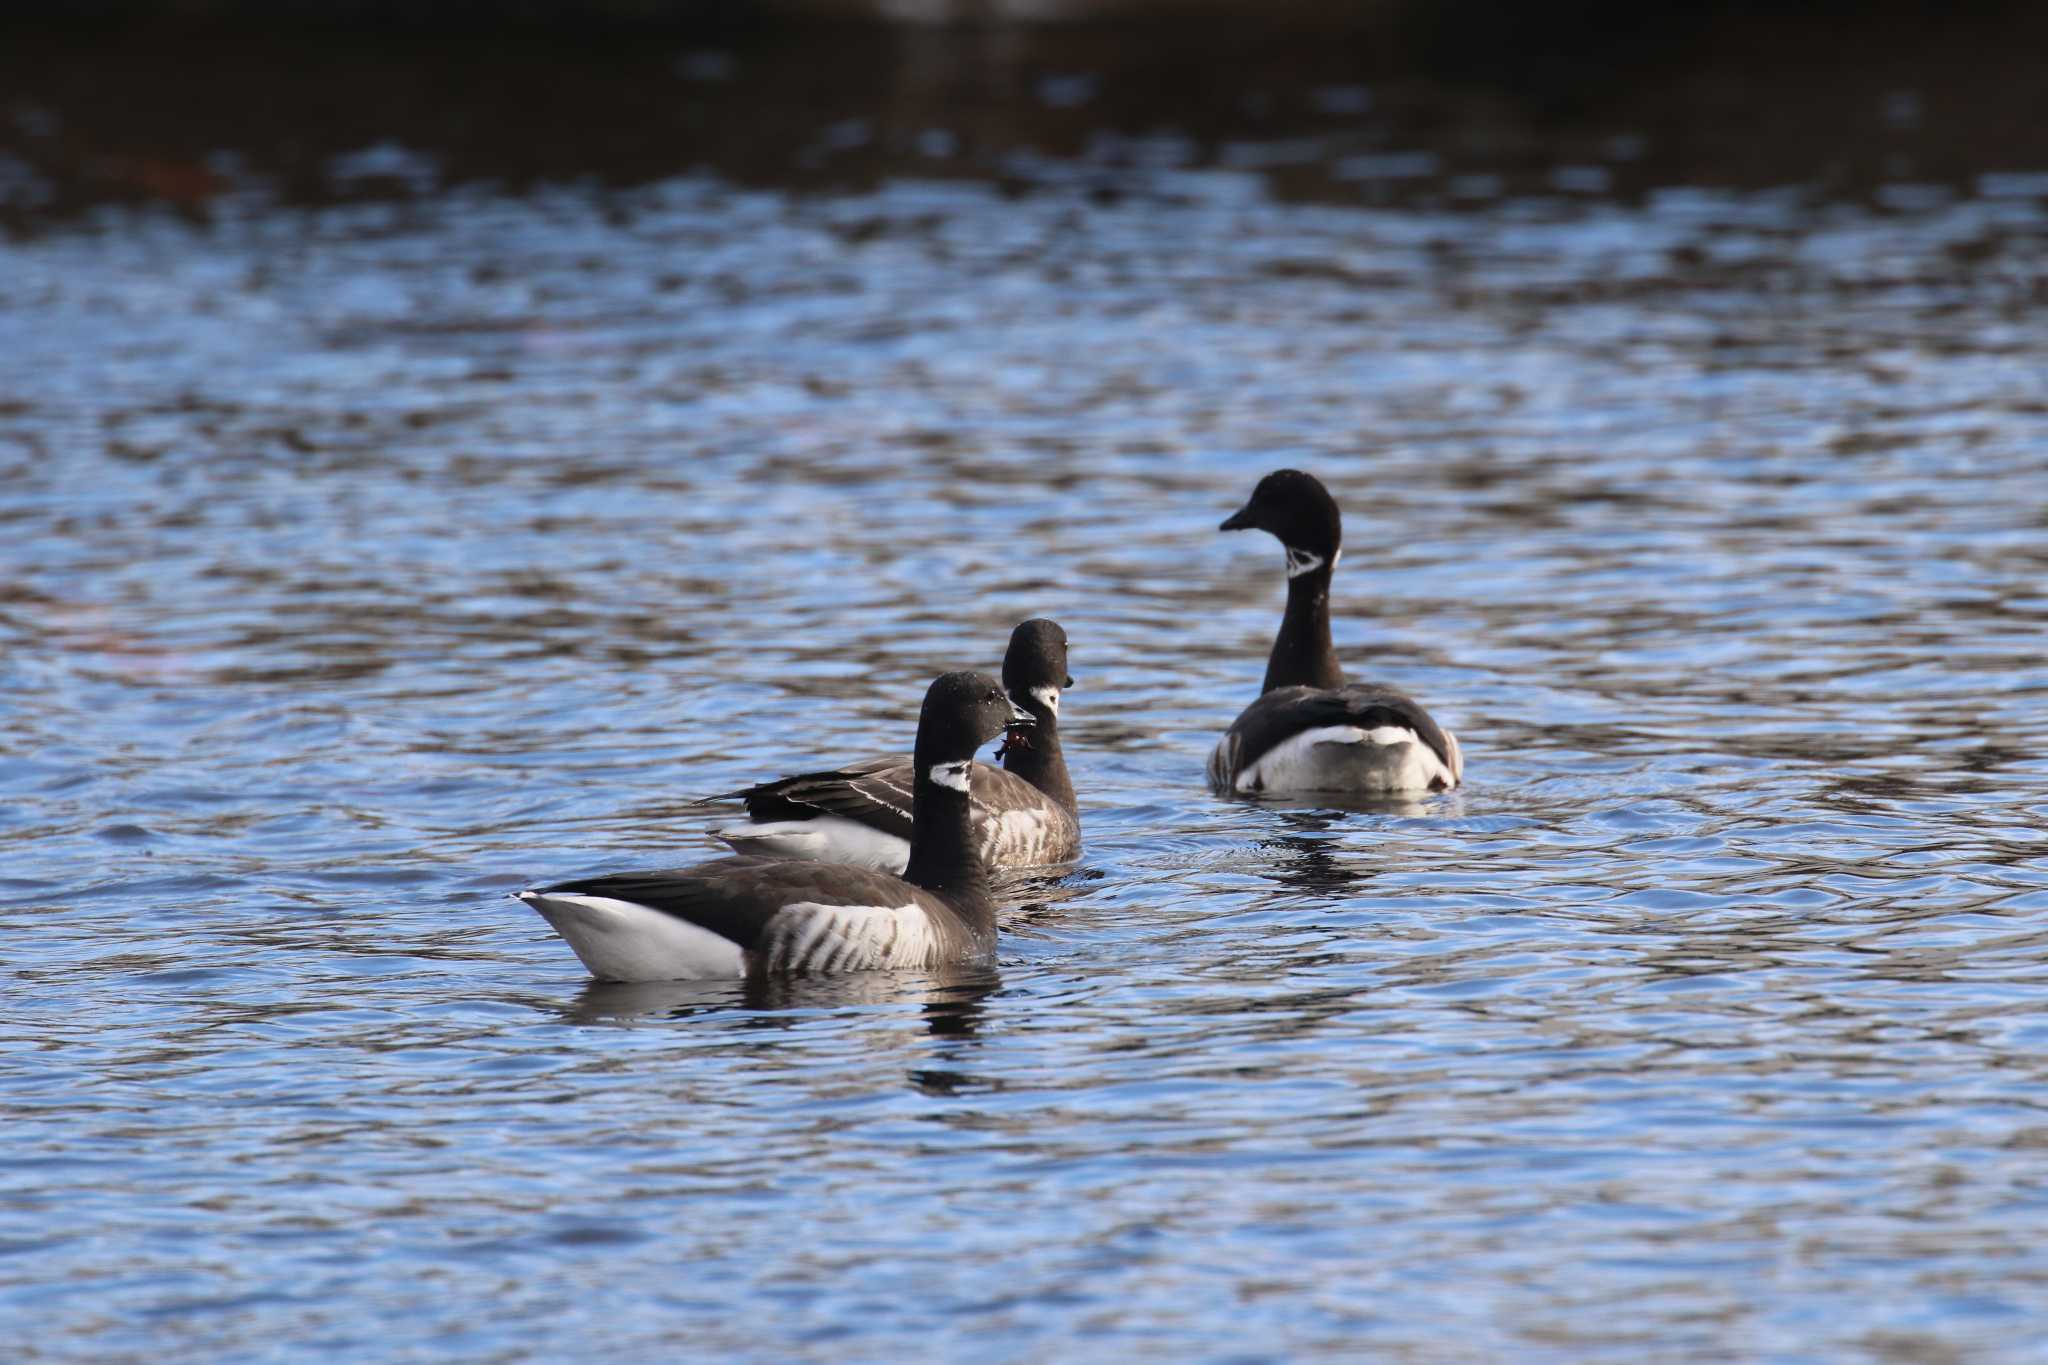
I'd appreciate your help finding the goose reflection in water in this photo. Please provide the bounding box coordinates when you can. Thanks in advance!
[557,964,1001,1040]
[994,863,1102,936]
[1232,788,1466,821]
[1242,799,1463,895]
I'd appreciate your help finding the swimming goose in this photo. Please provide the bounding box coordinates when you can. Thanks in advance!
[1207,470,1463,795]
[714,619,1080,871]
[519,671,1030,982]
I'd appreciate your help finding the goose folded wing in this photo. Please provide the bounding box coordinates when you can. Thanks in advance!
[540,862,933,953]
[725,755,916,839]
[967,763,1060,815]
[1230,683,1459,773]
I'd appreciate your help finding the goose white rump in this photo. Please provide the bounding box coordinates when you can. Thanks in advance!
[518,890,747,981]
[1217,722,1462,795]
[714,815,912,872]
[519,888,945,981]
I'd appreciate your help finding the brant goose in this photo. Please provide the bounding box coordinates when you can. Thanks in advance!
[518,671,1030,982]
[714,619,1080,872]
[1208,470,1464,796]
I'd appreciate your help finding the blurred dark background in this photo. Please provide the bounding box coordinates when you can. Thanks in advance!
[4,0,2046,234]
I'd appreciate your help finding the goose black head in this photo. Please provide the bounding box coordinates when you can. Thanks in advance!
[915,670,1033,782]
[1219,469,1343,578]
[1001,619,1073,734]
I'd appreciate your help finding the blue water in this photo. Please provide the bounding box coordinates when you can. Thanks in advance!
[4,40,2048,1361]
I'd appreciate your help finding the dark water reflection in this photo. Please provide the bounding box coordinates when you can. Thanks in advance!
[4,12,2048,1362]
[561,965,1002,1034]
[8,8,2048,231]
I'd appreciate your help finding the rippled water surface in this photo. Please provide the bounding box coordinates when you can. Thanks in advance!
[5,20,2048,1361]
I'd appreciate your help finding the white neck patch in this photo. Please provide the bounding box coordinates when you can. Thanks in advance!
[1027,685,1060,717]
[1285,545,1333,578]
[928,761,972,793]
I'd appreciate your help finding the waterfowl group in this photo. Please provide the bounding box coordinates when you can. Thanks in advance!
[518,672,1028,981]
[521,469,1461,983]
